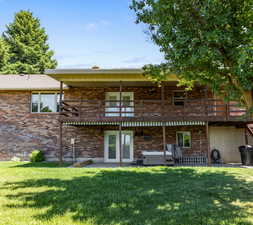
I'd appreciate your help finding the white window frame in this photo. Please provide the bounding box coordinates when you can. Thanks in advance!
[31,92,61,113]
[176,131,191,148]
[173,90,185,106]
[105,92,134,117]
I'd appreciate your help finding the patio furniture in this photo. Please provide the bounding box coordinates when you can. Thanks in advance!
[167,144,208,165]
[142,151,174,166]
[166,144,182,158]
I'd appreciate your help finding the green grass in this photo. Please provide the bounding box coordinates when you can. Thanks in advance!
[0,162,253,225]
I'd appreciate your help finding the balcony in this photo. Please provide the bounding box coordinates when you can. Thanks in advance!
[59,99,250,123]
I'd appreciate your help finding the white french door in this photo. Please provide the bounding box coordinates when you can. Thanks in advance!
[105,92,134,117]
[104,131,134,162]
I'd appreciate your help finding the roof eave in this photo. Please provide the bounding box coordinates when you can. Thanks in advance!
[45,68,144,75]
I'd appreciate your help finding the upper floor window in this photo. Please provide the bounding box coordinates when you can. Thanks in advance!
[31,93,61,113]
[173,91,185,106]
[105,92,134,117]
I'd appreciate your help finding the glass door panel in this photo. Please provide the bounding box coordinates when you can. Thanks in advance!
[105,93,119,117]
[105,131,119,162]
[121,93,134,117]
[122,132,132,160]
[108,134,117,160]
[105,92,134,117]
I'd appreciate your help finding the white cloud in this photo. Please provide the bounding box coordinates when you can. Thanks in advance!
[85,23,98,31]
[84,20,111,32]
[121,56,164,68]
[122,56,148,64]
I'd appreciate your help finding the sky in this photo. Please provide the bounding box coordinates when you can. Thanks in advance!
[0,0,164,69]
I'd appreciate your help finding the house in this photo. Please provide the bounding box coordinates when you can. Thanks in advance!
[0,68,252,164]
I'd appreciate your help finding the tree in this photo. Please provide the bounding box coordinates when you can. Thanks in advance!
[0,38,9,72]
[131,0,253,110]
[3,10,57,74]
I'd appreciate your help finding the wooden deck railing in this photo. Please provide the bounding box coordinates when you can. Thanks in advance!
[60,99,250,122]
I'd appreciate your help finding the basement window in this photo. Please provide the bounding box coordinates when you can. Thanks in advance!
[176,131,191,148]
[31,93,61,113]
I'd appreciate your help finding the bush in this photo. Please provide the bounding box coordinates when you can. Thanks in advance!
[11,156,21,162]
[29,150,45,162]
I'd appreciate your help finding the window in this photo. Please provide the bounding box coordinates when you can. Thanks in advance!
[177,131,191,148]
[105,92,134,117]
[173,91,185,106]
[31,93,61,113]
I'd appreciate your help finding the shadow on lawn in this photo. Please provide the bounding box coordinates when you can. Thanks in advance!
[4,168,253,225]
[12,162,71,168]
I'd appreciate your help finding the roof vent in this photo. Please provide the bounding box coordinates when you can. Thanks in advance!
[91,65,100,70]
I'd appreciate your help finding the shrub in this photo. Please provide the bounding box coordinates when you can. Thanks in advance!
[11,156,21,162]
[29,150,44,162]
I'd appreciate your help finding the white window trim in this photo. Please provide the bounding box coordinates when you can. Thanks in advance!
[176,131,191,148]
[31,92,60,113]
[105,92,134,117]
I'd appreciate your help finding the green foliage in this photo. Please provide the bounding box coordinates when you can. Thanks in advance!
[29,150,44,162]
[131,0,253,107]
[0,38,9,72]
[2,10,57,74]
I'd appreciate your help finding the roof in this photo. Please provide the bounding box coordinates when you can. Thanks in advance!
[0,74,67,90]
[46,68,178,87]
[46,68,144,75]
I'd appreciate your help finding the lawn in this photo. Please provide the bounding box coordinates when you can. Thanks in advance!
[0,162,253,225]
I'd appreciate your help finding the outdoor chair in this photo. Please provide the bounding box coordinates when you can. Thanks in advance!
[166,144,183,163]
[166,144,175,156]
[174,146,183,159]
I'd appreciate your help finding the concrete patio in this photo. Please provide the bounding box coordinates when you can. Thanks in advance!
[73,162,253,169]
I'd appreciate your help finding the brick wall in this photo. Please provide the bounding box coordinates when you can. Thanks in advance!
[0,86,208,161]
[0,91,60,161]
[63,86,209,120]
[62,125,207,161]
[64,85,206,101]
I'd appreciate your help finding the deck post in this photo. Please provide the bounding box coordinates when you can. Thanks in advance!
[161,82,166,165]
[59,81,63,164]
[206,122,211,166]
[162,125,167,165]
[59,81,63,109]
[161,82,165,117]
[119,81,122,167]
[204,86,208,118]
[119,81,122,118]
[59,121,63,164]
[119,123,122,167]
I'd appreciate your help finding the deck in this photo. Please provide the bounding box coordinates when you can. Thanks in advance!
[60,98,250,123]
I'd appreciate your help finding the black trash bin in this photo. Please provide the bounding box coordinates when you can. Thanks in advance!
[239,145,253,166]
